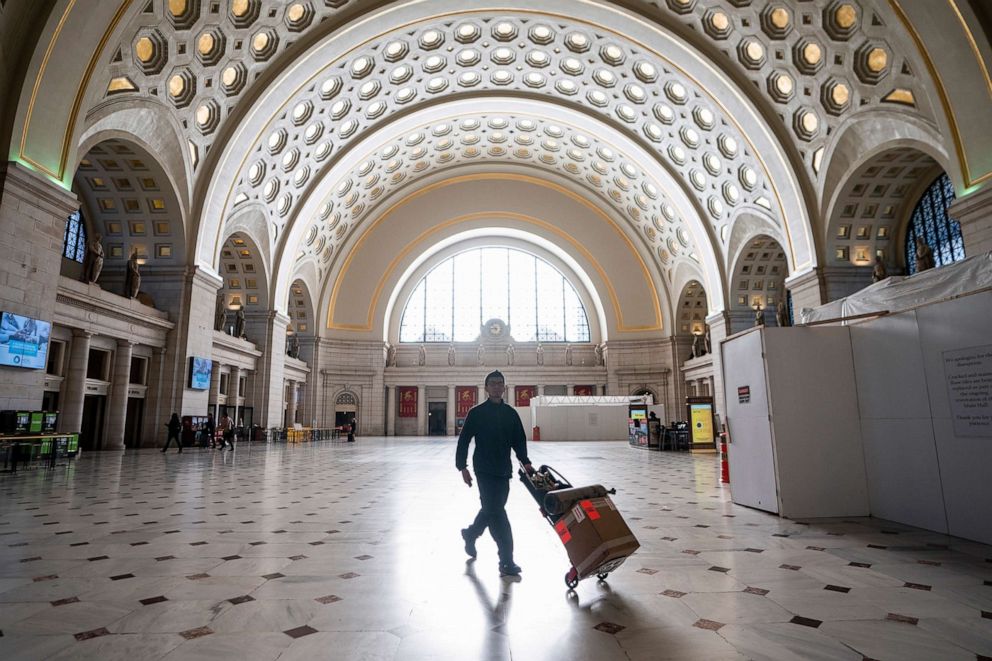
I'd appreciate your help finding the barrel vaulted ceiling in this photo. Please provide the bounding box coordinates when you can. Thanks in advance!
[8,0,986,334]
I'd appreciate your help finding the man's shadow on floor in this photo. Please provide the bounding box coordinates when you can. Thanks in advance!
[464,558,518,634]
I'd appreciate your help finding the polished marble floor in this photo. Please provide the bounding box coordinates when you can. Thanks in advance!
[0,438,990,660]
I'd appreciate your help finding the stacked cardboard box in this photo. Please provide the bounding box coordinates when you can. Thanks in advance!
[552,495,640,578]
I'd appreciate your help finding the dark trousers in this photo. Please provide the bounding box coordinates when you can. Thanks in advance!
[465,473,514,565]
[163,433,181,451]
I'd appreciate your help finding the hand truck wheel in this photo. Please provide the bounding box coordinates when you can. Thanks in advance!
[565,566,579,589]
[597,572,609,581]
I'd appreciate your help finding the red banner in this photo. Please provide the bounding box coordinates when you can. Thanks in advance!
[515,385,537,407]
[398,386,417,417]
[573,385,594,396]
[455,386,476,417]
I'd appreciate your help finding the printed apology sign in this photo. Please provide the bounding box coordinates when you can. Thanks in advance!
[943,344,992,437]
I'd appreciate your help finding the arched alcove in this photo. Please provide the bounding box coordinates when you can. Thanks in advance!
[729,236,789,333]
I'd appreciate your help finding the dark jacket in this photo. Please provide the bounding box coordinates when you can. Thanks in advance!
[455,399,530,478]
[166,417,181,436]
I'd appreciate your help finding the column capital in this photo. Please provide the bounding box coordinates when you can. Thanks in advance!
[949,183,992,255]
[116,338,136,348]
[72,328,94,339]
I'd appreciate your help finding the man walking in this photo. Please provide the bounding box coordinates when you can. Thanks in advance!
[456,370,533,576]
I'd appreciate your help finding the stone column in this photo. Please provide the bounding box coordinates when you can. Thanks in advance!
[950,183,992,255]
[246,310,290,427]
[104,339,133,451]
[478,385,485,405]
[59,329,92,433]
[297,337,320,426]
[386,385,396,436]
[416,385,426,436]
[229,365,241,424]
[446,385,455,435]
[0,162,78,411]
[506,384,515,407]
[285,379,297,427]
[567,384,575,396]
[705,311,732,425]
[208,360,221,420]
[537,384,545,397]
[785,268,828,320]
[140,346,168,447]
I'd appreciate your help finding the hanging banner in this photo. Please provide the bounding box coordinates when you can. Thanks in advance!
[398,386,417,417]
[573,385,594,396]
[515,385,536,407]
[455,386,477,418]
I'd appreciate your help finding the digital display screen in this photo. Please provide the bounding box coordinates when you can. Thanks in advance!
[0,311,51,370]
[188,356,212,390]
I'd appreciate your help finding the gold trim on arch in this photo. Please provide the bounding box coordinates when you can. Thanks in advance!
[214,4,809,271]
[18,0,132,182]
[326,174,664,333]
[888,0,992,188]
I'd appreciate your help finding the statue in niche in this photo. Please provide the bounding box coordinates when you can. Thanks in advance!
[872,255,888,283]
[691,333,702,359]
[775,300,790,328]
[704,325,712,354]
[124,249,141,299]
[447,344,456,366]
[565,344,573,366]
[82,234,104,284]
[385,343,396,367]
[754,306,766,327]
[214,293,227,331]
[477,344,485,367]
[914,237,936,272]
[506,343,514,366]
[234,306,246,339]
[594,343,605,366]
[287,334,300,359]
[536,343,544,366]
[418,344,426,367]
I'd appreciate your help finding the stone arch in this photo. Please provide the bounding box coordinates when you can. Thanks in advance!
[286,278,316,340]
[217,231,269,321]
[675,280,710,339]
[728,235,789,333]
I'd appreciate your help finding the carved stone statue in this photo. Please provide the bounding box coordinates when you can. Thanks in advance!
[234,306,246,339]
[287,334,300,359]
[704,326,711,354]
[691,333,702,359]
[872,255,888,283]
[506,343,514,366]
[214,293,227,331]
[594,343,605,366]
[418,344,426,367]
[125,249,141,299]
[565,344,573,366]
[775,300,790,328]
[477,344,485,367]
[915,237,935,272]
[536,343,544,366]
[447,344,455,366]
[386,344,396,367]
[754,306,765,327]
[82,234,104,284]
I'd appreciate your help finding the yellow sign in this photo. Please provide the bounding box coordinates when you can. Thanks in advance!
[690,404,714,445]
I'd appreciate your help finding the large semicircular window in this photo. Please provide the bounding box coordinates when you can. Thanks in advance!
[399,247,591,343]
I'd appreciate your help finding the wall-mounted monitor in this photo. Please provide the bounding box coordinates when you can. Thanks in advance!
[188,356,212,390]
[0,311,51,370]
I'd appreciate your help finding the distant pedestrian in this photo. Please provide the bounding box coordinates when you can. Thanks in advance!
[162,413,182,453]
[218,412,234,450]
[347,416,356,442]
[203,413,216,449]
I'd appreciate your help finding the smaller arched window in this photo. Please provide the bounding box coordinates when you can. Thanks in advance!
[904,174,964,274]
[63,210,87,263]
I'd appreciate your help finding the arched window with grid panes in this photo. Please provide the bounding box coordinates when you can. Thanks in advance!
[399,247,590,343]
[62,210,87,263]
[904,174,965,274]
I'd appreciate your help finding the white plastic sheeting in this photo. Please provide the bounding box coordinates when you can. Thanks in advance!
[800,251,992,324]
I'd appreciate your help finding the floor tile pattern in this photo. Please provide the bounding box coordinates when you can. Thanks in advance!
[0,439,990,660]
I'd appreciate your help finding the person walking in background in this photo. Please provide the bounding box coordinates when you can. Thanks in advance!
[347,416,356,442]
[218,411,234,451]
[456,370,534,577]
[162,413,182,453]
[203,413,216,449]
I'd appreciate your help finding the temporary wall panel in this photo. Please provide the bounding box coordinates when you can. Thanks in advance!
[722,326,869,519]
[530,405,628,441]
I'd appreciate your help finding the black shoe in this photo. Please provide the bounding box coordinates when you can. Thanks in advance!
[499,562,522,576]
[461,529,477,558]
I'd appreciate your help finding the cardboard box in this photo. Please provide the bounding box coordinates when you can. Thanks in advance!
[553,496,640,578]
